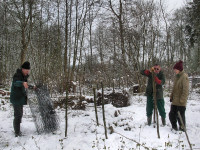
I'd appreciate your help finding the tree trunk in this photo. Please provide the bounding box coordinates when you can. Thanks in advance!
[20,0,33,64]
[64,0,69,137]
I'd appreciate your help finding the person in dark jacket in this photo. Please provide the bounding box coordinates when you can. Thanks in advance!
[141,64,166,126]
[169,60,189,131]
[10,61,35,137]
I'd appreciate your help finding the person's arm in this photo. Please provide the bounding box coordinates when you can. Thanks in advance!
[13,73,24,87]
[180,75,189,104]
[13,73,28,88]
[140,69,151,77]
[170,78,177,102]
[28,85,37,90]
[13,81,24,87]
[155,72,165,85]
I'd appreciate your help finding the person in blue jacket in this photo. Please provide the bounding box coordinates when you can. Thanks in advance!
[10,61,33,137]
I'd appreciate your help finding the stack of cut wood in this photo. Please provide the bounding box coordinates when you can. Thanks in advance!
[97,91,129,107]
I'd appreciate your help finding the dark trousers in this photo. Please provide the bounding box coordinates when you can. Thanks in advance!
[169,105,186,129]
[13,105,23,134]
[146,96,166,118]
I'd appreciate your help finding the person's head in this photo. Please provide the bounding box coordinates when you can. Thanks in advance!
[154,64,161,74]
[21,61,30,76]
[173,60,183,74]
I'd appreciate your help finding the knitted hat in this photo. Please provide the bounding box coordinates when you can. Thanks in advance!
[173,60,183,71]
[21,61,30,69]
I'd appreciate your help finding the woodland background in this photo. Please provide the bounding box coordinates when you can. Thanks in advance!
[0,0,200,93]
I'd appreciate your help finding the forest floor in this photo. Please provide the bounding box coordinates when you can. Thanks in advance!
[0,87,200,150]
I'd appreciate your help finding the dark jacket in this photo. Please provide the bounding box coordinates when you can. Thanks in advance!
[141,70,165,99]
[170,71,189,106]
[10,69,29,105]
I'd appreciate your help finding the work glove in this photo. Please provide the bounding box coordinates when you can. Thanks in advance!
[144,70,150,75]
[154,76,161,85]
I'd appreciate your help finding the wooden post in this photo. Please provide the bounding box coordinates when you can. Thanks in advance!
[79,79,82,96]
[152,71,156,126]
[122,77,124,91]
[153,105,156,126]
[178,111,192,150]
[101,82,108,139]
[97,83,99,91]
[152,71,160,139]
[119,78,121,89]
[93,88,99,126]
[113,79,115,93]
[65,82,69,137]
[127,75,129,88]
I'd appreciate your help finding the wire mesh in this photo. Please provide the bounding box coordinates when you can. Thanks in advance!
[28,85,59,134]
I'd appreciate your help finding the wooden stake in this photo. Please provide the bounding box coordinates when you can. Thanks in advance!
[65,82,69,137]
[113,79,115,93]
[101,82,108,139]
[152,71,160,138]
[178,111,193,150]
[93,88,99,126]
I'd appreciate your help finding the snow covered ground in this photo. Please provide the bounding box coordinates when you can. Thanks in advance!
[0,89,200,150]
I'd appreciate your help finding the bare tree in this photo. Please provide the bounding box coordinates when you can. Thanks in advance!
[7,0,34,64]
[109,0,126,67]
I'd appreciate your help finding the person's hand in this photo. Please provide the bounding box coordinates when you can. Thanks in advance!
[33,86,37,90]
[150,67,154,72]
[23,82,28,89]
[144,70,150,75]
[170,98,173,102]
[154,76,161,85]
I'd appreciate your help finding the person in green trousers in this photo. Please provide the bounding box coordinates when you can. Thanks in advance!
[141,64,166,126]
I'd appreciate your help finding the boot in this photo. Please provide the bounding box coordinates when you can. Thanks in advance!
[13,119,21,137]
[161,117,166,126]
[179,126,185,132]
[15,131,22,137]
[172,125,178,131]
[147,115,152,126]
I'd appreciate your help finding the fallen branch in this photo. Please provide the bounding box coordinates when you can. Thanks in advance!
[114,131,150,150]
[91,119,150,149]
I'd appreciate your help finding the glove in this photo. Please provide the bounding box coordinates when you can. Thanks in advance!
[170,98,172,102]
[144,70,150,76]
[144,70,150,75]
[154,76,161,85]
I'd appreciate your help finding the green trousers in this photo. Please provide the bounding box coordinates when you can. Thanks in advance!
[146,95,166,118]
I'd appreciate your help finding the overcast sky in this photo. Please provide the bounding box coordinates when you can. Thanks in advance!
[156,0,189,12]
[166,0,186,11]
